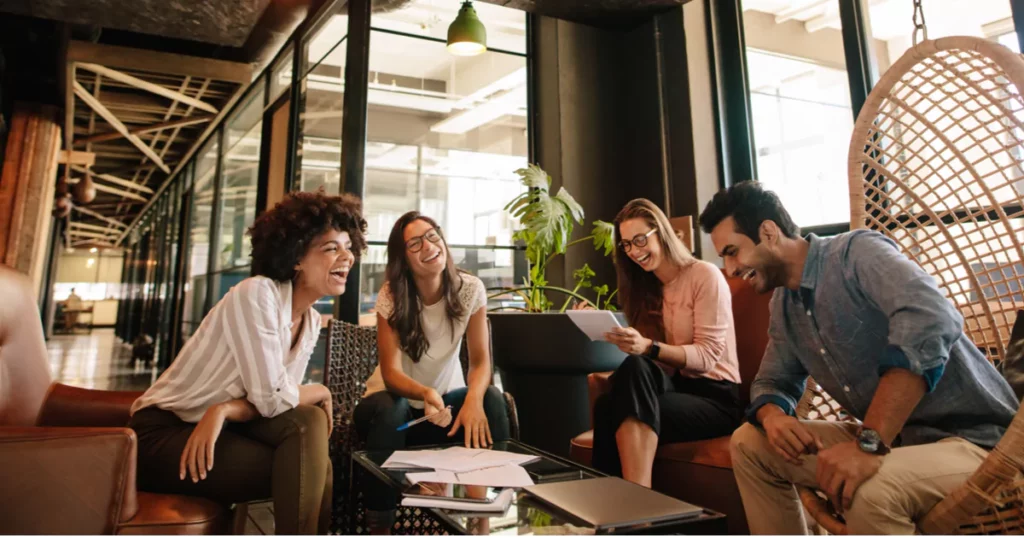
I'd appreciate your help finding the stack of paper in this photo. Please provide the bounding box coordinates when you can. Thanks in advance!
[382,446,540,473]
[406,465,534,488]
[401,487,515,512]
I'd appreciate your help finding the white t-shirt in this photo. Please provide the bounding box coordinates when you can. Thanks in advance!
[363,273,487,409]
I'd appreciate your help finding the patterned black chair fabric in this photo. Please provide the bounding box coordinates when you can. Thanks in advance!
[324,319,520,533]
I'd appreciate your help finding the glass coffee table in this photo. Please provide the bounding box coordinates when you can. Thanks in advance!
[349,440,726,535]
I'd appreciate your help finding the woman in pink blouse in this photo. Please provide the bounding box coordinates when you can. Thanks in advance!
[594,198,742,487]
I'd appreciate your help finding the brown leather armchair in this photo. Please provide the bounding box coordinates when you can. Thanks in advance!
[0,266,232,534]
[568,270,772,534]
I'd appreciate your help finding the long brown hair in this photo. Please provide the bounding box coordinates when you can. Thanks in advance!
[384,211,466,363]
[613,199,696,341]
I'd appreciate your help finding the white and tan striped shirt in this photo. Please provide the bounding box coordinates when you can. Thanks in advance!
[130,276,321,423]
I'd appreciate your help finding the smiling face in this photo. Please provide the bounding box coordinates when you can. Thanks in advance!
[293,228,355,298]
[618,218,664,273]
[403,218,447,278]
[709,216,787,294]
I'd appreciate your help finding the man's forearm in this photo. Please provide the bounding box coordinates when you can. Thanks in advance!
[862,368,926,445]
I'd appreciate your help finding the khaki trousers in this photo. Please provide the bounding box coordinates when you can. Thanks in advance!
[730,421,988,534]
[130,405,332,535]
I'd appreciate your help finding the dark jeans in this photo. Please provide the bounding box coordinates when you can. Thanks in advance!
[592,354,743,477]
[129,405,332,535]
[353,385,510,511]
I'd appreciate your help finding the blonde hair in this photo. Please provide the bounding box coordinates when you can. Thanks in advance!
[613,198,696,341]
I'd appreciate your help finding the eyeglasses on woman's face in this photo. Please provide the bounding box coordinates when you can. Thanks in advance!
[405,228,443,253]
[619,228,658,253]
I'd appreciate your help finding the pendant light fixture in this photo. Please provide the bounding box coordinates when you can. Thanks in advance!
[447,1,487,56]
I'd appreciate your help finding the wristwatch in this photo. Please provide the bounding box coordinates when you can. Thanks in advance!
[856,427,891,455]
[647,340,661,360]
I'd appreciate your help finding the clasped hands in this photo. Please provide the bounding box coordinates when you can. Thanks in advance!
[762,414,883,514]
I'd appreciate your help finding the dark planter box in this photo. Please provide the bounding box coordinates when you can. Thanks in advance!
[488,311,627,457]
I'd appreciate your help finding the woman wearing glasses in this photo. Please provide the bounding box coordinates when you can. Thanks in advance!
[354,211,509,529]
[592,198,742,487]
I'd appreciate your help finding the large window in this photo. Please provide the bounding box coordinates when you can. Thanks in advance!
[739,0,1016,229]
[296,11,348,193]
[356,1,529,321]
[181,140,218,339]
[741,2,856,228]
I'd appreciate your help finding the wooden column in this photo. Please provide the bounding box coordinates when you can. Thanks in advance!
[0,103,61,294]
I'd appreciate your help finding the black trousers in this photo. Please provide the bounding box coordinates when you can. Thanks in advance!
[592,354,743,477]
[353,385,510,511]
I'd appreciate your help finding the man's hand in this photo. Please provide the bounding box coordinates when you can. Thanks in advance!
[604,327,653,356]
[817,441,883,513]
[762,413,823,463]
[180,404,227,482]
[448,398,493,448]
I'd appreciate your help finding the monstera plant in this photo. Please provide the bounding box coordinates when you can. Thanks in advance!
[488,164,617,312]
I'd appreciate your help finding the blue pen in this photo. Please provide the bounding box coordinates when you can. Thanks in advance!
[396,405,452,431]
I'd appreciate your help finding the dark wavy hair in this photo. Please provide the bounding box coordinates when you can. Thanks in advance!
[385,211,466,363]
[248,190,367,281]
[698,180,800,242]
[613,199,696,341]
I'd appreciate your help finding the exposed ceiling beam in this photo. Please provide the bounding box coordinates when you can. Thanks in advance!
[69,165,154,193]
[58,150,95,167]
[76,62,219,115]
[74,115,215,146]
[67,41,252,84]
[70,221,119,233]
[67,177,149,202]
[775,0,830,24]
[68,229,121,240]
[73,205,129,228]
[73,80,171,174]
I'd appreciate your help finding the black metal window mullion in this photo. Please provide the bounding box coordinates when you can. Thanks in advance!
[204,129,226,316]
[707,0,757,190]
[335,0,372,325]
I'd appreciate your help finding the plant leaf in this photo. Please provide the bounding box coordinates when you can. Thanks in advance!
[591,220,615,256]
[554,188,584,224]
[515,164,551,191]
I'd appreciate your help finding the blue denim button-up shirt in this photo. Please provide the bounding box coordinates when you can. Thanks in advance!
[749,230,1019,448]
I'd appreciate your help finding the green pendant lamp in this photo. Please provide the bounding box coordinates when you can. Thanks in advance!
[447,1,487,56]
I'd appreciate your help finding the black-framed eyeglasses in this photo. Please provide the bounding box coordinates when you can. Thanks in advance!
[619,229,658,253]
[406,229,443,253]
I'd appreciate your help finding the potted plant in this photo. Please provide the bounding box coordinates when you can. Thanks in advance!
[486,164,628,457]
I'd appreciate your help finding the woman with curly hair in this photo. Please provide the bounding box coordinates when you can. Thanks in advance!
[128,191,367,534]
[354,211,509,530]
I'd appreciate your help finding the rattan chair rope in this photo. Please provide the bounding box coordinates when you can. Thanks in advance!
[792,35,1024,535]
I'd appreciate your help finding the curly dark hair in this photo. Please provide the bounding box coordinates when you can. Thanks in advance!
[248,191,368,281]
[698,180,800,243]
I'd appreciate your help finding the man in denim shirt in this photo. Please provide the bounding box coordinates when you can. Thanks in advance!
[699,181,1018,534]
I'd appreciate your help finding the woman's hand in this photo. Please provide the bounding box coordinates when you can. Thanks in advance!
[180,404,227,482]
[603,326,653,356]
[421,388,452,428]
[299,383,334,434]
[448,397,493,448]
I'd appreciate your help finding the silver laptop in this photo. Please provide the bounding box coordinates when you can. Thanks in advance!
[524,476,704,532]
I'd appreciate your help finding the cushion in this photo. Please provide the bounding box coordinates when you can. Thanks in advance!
[1002,310,1024,402]
[117,492,230,535]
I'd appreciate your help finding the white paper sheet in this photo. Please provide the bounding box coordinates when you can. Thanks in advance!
[566,310,624,341]
[406,464,534,488]
[382,446,540,473]
[401,487,515,512]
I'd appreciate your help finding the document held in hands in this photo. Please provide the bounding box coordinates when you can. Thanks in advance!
[566,310,625,342]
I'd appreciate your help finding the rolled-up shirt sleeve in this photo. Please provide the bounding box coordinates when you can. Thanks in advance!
[844,232,955,392]
[747,298,809,425]
[680,263,731,374]
[223,278,299,417]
